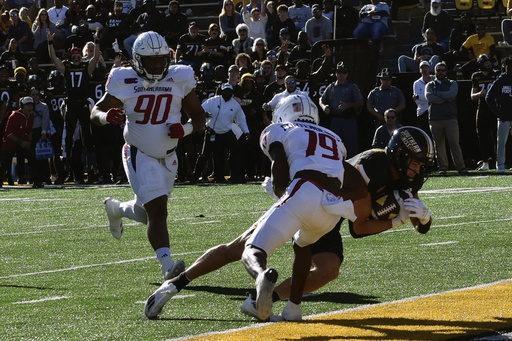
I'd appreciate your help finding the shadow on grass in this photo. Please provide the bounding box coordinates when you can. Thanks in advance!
[0,283,53,290]
[276,317,512,341]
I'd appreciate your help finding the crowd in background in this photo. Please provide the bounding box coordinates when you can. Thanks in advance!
[0,0,511,188]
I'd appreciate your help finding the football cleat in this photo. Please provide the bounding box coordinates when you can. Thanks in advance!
[163,259,186,280]
[255,268,278,321]
[144,280,178,319]
[104,197,123,239]
[477,161,489,171]
[281,300,302,321]
[241,294,260,319]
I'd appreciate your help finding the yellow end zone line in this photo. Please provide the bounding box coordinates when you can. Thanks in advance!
[175,279,512,341]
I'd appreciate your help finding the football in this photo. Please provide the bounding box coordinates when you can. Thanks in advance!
[371,189,413,220]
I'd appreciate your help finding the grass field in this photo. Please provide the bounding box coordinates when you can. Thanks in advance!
[1,174,511,341]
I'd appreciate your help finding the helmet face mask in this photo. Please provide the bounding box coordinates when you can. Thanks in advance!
[132,31,170,81]
[272,94,320,125]
[386,127,434,187]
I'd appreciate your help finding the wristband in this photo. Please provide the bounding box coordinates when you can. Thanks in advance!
[48,40,53,45]
[97,112,108,125]
[16,138,23,145]
[182,122,194,137]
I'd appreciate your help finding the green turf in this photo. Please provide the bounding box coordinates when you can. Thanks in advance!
[0,175,511,340]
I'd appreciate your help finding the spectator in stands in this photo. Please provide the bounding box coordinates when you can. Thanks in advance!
[322,0,334,24]
[101,0,133,60]
[201,23,227,68]
[372,108,401,148]
[287,30,310,67]
[19,7,31,28]
[260,58,275,83]
[262,63,286,113]
[398,28,443,73]
[253,69,268,94]
[413,61,434,137]
[426,61,467,175]
[250,37,268,65]
[471,54,498,172]
[240,0,263,22]
[32,8,55,64]
[175,22,206,73]
[275,28,295,65]
[422,0,451,51]
[460,23,498,80]
[304,4,332,46]
[4,8,32,53]
[319,61,363,158]
[264,0,277,44]
[272,4,296,48]
[64,0,87,44]
[219,0,241,44]
[235,52,253,75]
[263,74,306,112]
[242,0,267,43]
[0,12,13,47]
[0,96,42,188]
[164,0,188,50]
[225,64,244,100]
[68,4,104,52]
[335,0,358,39]
[288,0,311,32]
[444,11,475,70]
[0,38,27,75]
[485,57,512,174]
[27,57,47,90]
[353,0,389,44]
[123,0,165,59]
[367,68,406,127]
[232,23,254,56]
[47,0,68,49]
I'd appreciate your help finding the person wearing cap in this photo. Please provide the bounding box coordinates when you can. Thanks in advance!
[271,4,296,48]
[319,61,363,158]
[304,4,332,45]
[275,27,296,64]
[263,75,307,112]
[413,60,434,137]
[225,64,244,100]
[232,23,255,56]
[398,28,444,73]
[164,0,188,50]
[122,0,166,59]
[3,8,32,53]
[352,0,389,42]
[48,26,101,184]
[0,96,43,188]
[426,61,467,175]
[367,68,406,127]
[422,0,451,51]
[288,0,312,32]
[460,22,499,80]
[266,49,278,67]
[175,21,207,72]
[242,0,267,43]
[192,83,250,183]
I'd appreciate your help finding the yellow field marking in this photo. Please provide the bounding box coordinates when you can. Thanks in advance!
[178,280,512,340]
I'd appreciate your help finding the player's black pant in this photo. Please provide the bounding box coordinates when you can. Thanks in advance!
[476,106,497,162]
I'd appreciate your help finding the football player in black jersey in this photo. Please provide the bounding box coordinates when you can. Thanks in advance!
[471,54,499,172]
[48,28,101,183]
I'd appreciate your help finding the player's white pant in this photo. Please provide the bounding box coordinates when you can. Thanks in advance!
[246,178,344,255]
[122,143,178,206]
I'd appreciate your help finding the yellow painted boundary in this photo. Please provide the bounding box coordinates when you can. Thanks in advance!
[176,280,512,341]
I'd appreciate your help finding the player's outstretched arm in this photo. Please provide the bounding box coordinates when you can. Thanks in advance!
[91,93,125,126]
[178,90,206,134]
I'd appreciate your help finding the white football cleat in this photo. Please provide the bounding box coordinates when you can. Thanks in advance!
[144,280,178,319]
[255,268,278,321]
[104,197,123,239]
[242,294,277,321]
[281,300,302,321]
[162,259,186,280]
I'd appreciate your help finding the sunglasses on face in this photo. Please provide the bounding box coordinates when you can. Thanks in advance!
[436,69,447,72]
[10,13,18,17]
[267,54,276,58]
[286,80,295,85]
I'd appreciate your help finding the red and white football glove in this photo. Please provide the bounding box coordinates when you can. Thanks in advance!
[404,198,431,224]
[168,122,194,139]
[105,108,125,125]
[391,198,410,228]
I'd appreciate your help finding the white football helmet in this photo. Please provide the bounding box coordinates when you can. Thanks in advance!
[272,94,319,124]
[132,31,171,81]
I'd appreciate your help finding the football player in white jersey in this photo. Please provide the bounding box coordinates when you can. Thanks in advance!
[144,94,368,320]
[91,32,206,280]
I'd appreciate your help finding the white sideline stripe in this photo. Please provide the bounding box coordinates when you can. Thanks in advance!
[189,220,222,225]
[166,278,512,341]
[12,296,69,304]
[420,186,512,194]
[0,252,202,280]
[0,198,68,202]
[421,241,459,246]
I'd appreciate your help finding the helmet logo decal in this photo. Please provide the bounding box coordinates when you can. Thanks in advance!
[400,130,421,153]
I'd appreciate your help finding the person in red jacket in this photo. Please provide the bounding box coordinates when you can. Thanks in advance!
[0,96,42,188]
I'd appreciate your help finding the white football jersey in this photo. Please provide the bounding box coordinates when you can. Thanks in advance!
[260,121,347,183]
[106,64,196,158]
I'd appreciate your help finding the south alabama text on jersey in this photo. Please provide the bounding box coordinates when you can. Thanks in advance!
[106,64,196,159]
[260,121,347,184]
